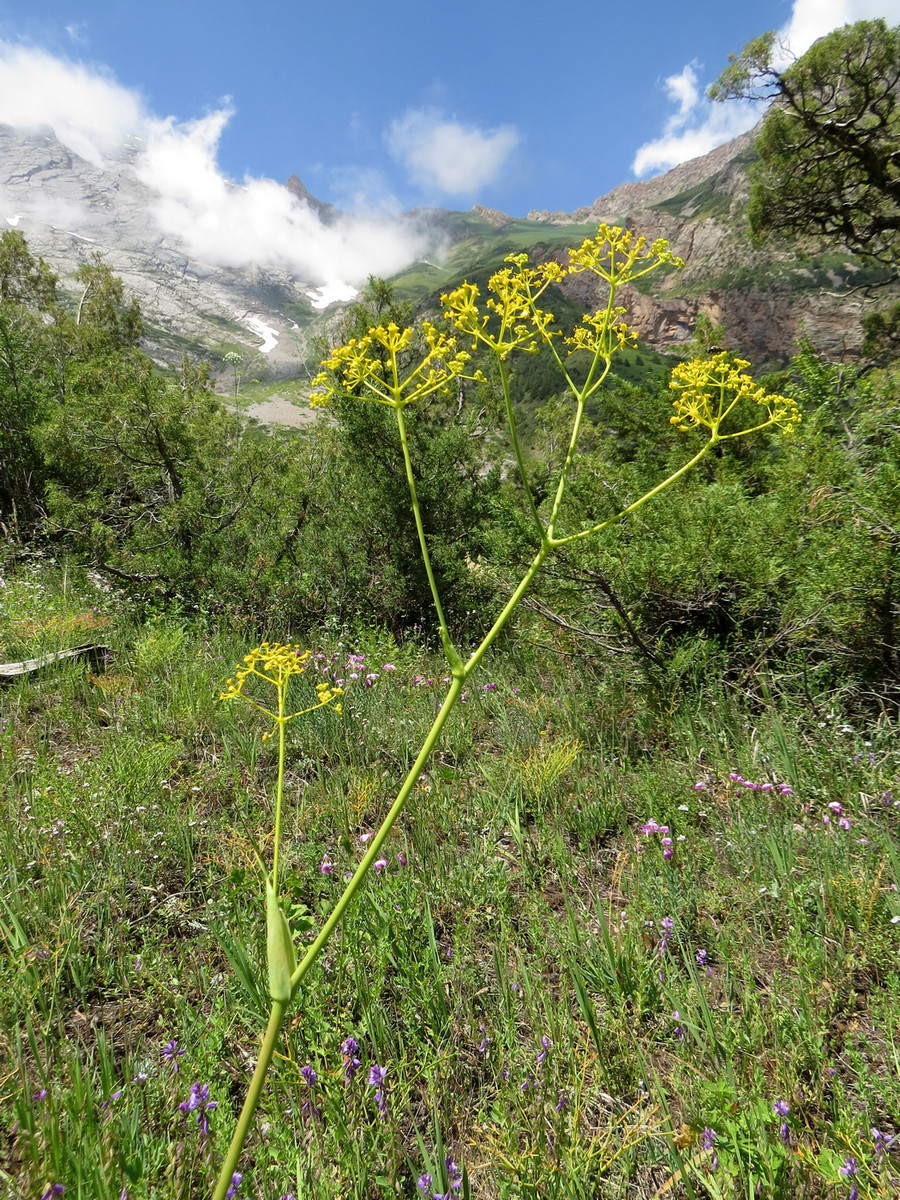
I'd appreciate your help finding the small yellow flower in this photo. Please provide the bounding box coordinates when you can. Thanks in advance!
[312,322,474,409]
[668,353,801,437]
[567,224,684,284]
[442,254,562,356]
[220,643,341,733]
[565,307,638,358]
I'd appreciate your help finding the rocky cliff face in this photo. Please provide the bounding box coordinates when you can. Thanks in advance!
[0,124,317,373]
[0,120,878,374]
[527,126,881,365]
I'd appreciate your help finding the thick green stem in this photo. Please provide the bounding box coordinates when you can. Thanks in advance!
[271,698,286,889]
[393,403,460,668]
[290,673,464,992]
[212,1000,287,1200]
[465,543,549,677]
[554,437,718,547]
[497,356,543,538]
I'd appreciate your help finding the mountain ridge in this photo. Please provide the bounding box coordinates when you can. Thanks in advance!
[0,121,880,375]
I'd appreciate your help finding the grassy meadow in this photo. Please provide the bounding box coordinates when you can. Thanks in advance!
[0,557,897,1200]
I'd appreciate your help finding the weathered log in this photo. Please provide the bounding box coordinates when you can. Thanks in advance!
[0,643,111,681]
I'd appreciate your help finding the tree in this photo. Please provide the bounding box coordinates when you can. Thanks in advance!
[310,277,499,634]
[711,20,900,274]
[0,231,59,533]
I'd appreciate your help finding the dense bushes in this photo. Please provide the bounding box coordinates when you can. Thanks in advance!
[1,231,897,706]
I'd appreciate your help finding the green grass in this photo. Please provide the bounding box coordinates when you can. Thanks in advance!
[0,560,898,1198]
[388,219,600,302]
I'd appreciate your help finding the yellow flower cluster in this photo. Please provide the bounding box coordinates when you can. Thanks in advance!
[669,353,802,437]
[565,307,638,357]
[310,321,475,409]
[567,224,685,284]
[442,255,565,356]
[221,642,342,730]
[311,226,686,407]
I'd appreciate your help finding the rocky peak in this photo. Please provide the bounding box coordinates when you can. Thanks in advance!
[284,175,337,224]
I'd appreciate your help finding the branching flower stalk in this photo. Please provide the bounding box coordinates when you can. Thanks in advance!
[212,225,800,1197]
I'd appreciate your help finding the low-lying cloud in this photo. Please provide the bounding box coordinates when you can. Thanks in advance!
[631,0,900,178]
[386,108,520,197]
[0,40,431,291]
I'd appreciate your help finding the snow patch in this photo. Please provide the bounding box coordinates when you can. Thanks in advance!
[65,230,96,242]
[242,314,279,354]
[5,215,21,226]
[306,281,358,310]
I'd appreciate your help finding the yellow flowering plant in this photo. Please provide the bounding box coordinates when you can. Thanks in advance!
[220,644,341,998]
[214,226,799,1198]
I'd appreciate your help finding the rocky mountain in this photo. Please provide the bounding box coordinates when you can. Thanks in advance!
[523,123,881,365]
[0,119,880,376]
[0,123,327,374]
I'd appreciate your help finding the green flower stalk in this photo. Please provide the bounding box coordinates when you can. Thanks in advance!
[213,225,800,1197]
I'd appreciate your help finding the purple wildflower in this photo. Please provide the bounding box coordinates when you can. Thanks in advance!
[658,916,674,955]
[397,852,407,866]
[772,1099,790,1117]
[31,1089,48,1102]
[555,1090,569,1112]
[445,1157,462,1191]
[368,1063,388,1118]
[701,1126,718,1171]
[300,1065,317,1087]
[417,1175,432,1194]
[320,855,334,875]
[225,1173,242,1199]
[672,1011,685,1042]
[872,1127,892,1157]
[537,1035,551,1066]
[373,857,388,872]
[640,819,669,836]
[341,1036,361,1082]
[162,1039,185,1072]
[41,1189,65,1200]
[839,1157,858,1178]
[179,1081,217,1138]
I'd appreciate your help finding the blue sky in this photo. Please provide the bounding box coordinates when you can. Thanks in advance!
[2,0,899,290]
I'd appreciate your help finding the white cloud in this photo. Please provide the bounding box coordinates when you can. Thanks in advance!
[664,62,702,122]
[0,40,430,290]
[781,0,900,58]
[386,108,519,196]
[327,165,403,217]
[631,0,900,178]
[631,97,760,178]
[134,113,428,288]
[0,41,145,164]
